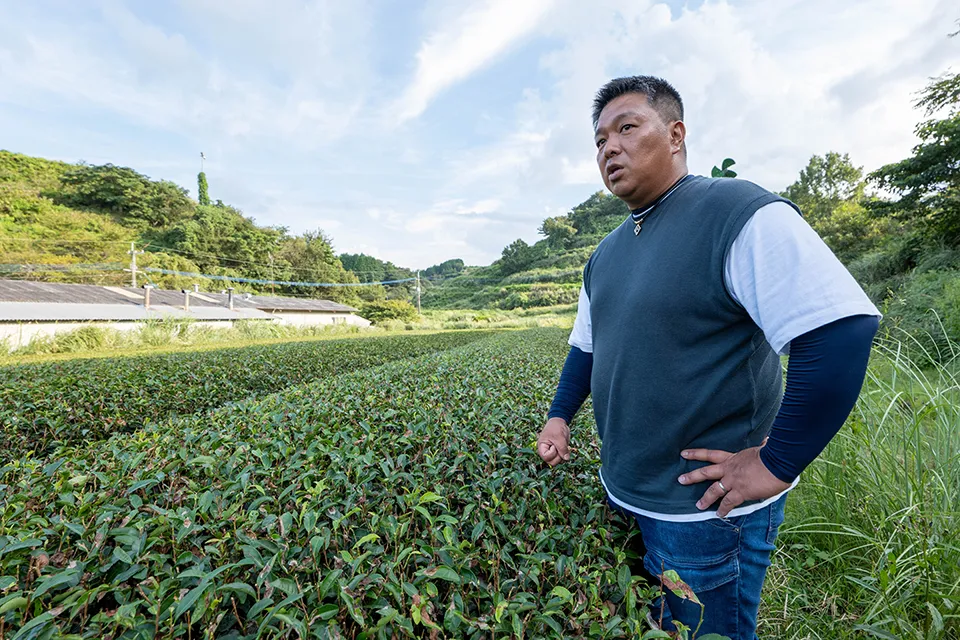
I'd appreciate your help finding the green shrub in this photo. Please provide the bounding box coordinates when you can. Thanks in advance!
[0,331,492,458]
[11,325,126,356]
[52,325,113,352]
[0,329,660,638]
[501,268,582,285]
[914,246,960,274]
[496,284,580,310]
[881,269,960,364]
[359,299,419,324]
[848,248,908,301]
[136,317,194,347]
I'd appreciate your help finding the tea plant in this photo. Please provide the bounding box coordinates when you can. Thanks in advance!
[0,329,674,638]
[1,331,492,460]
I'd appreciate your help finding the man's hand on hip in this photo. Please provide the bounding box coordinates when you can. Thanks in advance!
[537,417,571,467]
[677,445,791,517]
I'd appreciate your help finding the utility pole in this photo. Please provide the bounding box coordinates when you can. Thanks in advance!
[416,270,421,314]
[127,242,144,288]
[268,253,275,296]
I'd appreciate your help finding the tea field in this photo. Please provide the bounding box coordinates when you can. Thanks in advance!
[0,329,658,639]
[0,328,957,639]
[0,331,492,459]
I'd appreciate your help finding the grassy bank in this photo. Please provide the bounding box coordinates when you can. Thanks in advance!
[0,306,576,362]
[760,338,960,638]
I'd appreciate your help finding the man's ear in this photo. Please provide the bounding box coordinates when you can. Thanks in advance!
[670,120,686,154]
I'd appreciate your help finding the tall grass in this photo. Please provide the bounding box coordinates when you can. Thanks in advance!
[761,333,960,639]
[3,307,578,360]
[414,304,577,330]
[3,318,367,359]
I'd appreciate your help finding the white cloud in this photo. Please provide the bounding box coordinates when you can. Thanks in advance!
[2,0,958,270]
[458,198,502,215]
[0,2,372,148]
[391,0,556,123]
[461,0,960,201]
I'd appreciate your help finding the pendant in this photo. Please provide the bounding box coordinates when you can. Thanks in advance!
[634,222,642,236]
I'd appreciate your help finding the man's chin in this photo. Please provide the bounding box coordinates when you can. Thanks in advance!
[609,183,635,203]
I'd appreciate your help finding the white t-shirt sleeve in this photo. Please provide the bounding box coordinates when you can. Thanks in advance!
[725,201,882,356]
[568,284,593,353]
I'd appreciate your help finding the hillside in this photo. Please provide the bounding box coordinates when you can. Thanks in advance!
[0,152,403,306]
[421,191,628,310]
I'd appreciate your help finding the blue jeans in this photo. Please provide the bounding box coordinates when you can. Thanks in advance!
[621,495,787,639]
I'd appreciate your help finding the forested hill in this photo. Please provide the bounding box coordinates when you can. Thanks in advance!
[0,152,453,306]
[420,191,629,310]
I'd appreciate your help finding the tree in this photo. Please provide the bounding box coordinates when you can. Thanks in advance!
[869,71,960,246]
[568,191,630,235]
[711,158,738,178]
[781,152,866,225]
[810,200,889,263]
[165,204,286,280]
[339,252,417,301]
[339,253,392,282]
[499,239,531,275]
[280,230,360,303]
[423,259,465,279]
[778,152,886,262]
[498,239,545,275]
[56,163,194,228]
[539,216,577,249]
[197,172,210,206]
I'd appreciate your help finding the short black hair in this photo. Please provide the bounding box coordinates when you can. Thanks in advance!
[592,76,684,130]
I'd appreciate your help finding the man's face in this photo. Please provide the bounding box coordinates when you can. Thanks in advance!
[594,93,683,209]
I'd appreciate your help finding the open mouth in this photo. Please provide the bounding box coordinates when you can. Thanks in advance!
[607,165,624,181]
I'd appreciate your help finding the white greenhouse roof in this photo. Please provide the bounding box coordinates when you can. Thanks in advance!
[0,302,271,322]
[0,279,358,322]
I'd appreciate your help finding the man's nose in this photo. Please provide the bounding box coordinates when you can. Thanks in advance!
[604,137,620,157]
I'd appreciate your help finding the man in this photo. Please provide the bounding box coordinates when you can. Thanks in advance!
[537,75,880,638]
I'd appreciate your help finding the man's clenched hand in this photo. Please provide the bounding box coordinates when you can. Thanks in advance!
[537,417,571,467]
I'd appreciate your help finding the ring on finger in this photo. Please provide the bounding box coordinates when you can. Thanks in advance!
[717,480,728,493]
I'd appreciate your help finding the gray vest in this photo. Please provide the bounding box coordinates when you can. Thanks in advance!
[584,175,799,515]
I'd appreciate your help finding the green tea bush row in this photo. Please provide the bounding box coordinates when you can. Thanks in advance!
[0,329,658,639]
[1,331,493,460]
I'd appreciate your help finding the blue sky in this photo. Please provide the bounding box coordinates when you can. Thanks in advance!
[1,0,958,269]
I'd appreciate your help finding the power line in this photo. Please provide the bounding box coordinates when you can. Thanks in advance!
[0,262,125,273]
[156,245,273,268]
[1,240,430,279]
[0,260,420,289]
[0,239,133,244]
[155,245,347,277]
[143,267,416,288]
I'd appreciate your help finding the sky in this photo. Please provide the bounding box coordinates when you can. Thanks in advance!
[1,0,958,270]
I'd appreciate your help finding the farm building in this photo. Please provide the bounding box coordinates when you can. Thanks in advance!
[0,279,370,348]
[200,291,370,327]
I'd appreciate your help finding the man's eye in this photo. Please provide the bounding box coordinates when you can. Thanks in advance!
[596,139,606,148]
[621,124,634,133]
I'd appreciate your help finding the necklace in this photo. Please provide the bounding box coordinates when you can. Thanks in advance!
[632,174,690,236]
